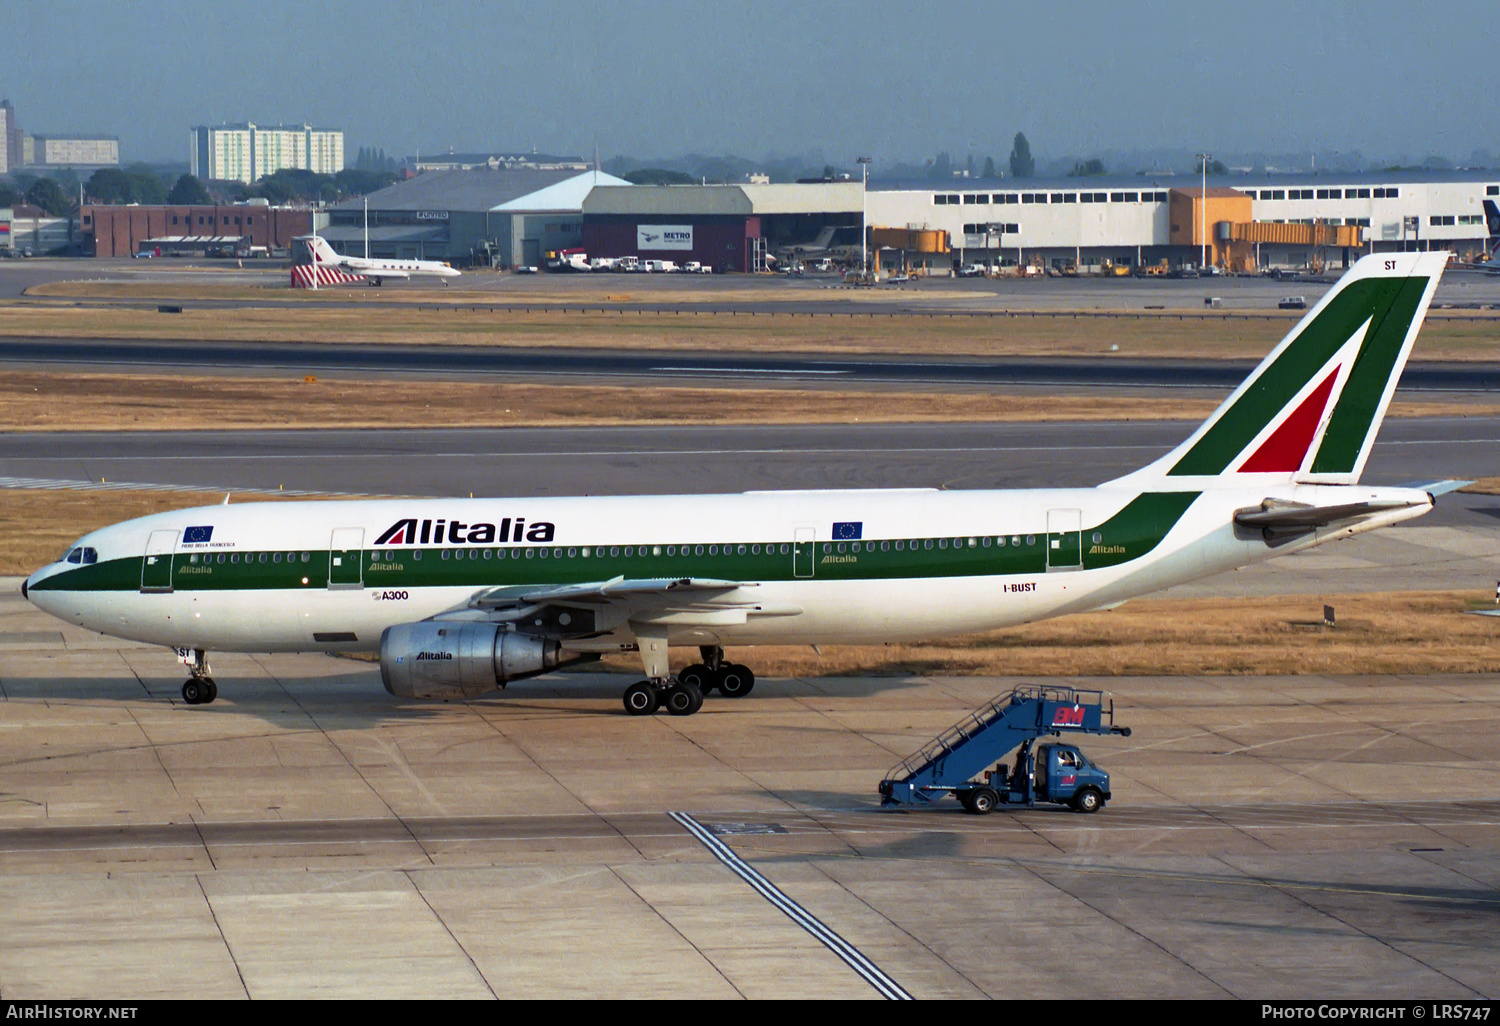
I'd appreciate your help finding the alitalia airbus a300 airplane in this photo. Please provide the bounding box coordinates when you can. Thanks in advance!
[25,252,1456,716]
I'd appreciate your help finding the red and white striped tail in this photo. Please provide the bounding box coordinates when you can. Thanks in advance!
[290,265,365,288]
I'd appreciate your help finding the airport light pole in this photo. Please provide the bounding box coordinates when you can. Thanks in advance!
[858,156,872,276]
[1196,152,1211,270]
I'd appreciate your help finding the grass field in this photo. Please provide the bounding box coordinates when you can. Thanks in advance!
[10,293,1500,360]
[648,589,1500,679]
[1,370,1495,433]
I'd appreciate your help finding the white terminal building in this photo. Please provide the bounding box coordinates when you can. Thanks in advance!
[190,122,344,184]
[863,170,1500,273]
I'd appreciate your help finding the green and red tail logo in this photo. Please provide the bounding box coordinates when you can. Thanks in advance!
[1122,253,1446,487]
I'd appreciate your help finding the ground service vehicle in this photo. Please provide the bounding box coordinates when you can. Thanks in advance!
[879,686,1130,814]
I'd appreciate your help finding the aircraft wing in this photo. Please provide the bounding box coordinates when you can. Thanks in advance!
[460,575,798,638]
[471,575,751,608]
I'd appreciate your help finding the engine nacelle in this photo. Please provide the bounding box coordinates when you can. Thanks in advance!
[380,621,563,699]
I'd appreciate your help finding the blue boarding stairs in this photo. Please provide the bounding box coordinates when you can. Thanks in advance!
[878,685,1132,814]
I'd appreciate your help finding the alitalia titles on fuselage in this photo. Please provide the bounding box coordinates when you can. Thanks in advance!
[374,517,556,547]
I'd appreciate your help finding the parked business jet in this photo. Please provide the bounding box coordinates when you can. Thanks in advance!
[308,236,461,286]
[26,253,1456,715]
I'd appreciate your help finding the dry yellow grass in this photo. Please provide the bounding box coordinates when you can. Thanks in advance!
[7,489,1496,678]
[620,590,1500,678]
[0,370,1219,431]
[0,371,1493,433]
[0,489,316,575]
[8,296,1499,360]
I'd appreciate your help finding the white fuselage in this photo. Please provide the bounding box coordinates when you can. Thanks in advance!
[337,255,461,279]
[24,483,1432,656]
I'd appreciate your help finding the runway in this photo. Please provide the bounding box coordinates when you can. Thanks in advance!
[3,334,1500,392]
[4,415,1497,497]
[11,255,1500,312]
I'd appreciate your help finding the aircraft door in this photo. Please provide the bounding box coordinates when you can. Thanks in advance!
[1046,508,1082,571]
[141,530,178,593]
[329,528,365,589]
[793,527,815,578]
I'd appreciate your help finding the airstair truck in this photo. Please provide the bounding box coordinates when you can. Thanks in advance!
[878,686,1131,814]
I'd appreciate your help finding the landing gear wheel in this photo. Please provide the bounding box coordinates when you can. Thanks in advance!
[203,679,217,703]
[663,681,704,716]
[1071,787,1103,814]
[182,679,206,705]
[967,787,998,815]
[679,663,716,695]
[718,663,755,698]
[623,681,660,716]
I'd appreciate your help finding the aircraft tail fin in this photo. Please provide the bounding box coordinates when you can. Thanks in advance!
[1485,199,1500,251]
[1109,251,1448,489]
[307,235,340,265]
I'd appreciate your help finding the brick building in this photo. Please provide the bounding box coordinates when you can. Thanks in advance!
[83,203,315,257]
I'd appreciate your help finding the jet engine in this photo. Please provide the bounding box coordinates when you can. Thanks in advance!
[381,621,568,699]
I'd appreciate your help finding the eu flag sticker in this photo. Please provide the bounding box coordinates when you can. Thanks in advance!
[183,526,214,544]
[832,521,862,540]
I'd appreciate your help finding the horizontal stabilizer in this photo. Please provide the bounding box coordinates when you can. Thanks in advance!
[1399,479,1473,497]
[1234,496,1429,544]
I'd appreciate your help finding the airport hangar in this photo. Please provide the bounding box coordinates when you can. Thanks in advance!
[576,170,1499,274]
[319,166,630,269]
[580,182,865,272]
[866,169,1500,273]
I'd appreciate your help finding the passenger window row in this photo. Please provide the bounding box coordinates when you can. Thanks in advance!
[186,552,312,564]
[159,534,1066,568]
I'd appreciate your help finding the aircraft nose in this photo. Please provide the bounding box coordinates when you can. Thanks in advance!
[20,577,27,599]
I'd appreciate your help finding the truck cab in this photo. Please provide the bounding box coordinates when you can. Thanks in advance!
[964,739,1112,814]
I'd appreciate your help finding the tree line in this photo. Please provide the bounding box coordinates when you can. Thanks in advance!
[0,164,401,216]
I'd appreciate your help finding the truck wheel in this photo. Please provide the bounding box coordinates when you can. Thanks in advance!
[1071,786,1103,814]
[968,787,998,815]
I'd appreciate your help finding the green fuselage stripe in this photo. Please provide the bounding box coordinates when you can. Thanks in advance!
[36,493,1201,594]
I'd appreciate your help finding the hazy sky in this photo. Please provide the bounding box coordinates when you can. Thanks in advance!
[5,0,1494,167]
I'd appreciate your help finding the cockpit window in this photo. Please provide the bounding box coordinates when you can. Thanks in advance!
[65,548,82,564]
[61,546,98,565]
[82,547,98,564]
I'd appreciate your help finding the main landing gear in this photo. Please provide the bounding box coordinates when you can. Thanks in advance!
[620,646,756,717]
[182,648,218,705]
